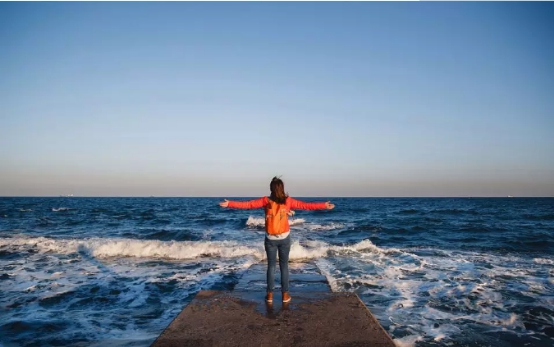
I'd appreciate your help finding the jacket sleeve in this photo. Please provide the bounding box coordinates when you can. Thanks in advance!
[227,197,268,209]
[288,197,327,210]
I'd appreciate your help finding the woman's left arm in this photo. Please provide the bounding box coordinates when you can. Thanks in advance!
[288,197,334,210]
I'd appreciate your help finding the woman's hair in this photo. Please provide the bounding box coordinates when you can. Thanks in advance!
[269,177,288,204]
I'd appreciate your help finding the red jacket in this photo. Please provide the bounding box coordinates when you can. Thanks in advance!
[227,196,327,211]
[227,197,328,234]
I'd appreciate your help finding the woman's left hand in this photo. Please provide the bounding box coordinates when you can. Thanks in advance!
[325,201,335,210]
[219,199,229,208]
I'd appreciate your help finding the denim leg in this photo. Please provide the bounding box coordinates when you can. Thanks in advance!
[264,238,277,293]
[278,236,291,292]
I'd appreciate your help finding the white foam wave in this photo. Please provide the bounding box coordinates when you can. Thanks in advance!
[316,245,550,345]
[315,258,341,292]
[245,216,346,232]
[306,222,344,231]
[245,216,305,228]
[290,218,305,226]
[245,216,264,227]
[0,236,264,260]
[393,334,423,347]
[291,238,396,261]
[88,239,265,260]
[290,241,328,259]
[0,236,390,262]
[52,207,70,212]
[0,245,254,347]
[533,257,554,265]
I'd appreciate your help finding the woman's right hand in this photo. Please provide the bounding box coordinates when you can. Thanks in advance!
[219,199,229,208]
[325,201,335,210]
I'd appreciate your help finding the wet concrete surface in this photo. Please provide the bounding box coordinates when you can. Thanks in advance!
[152,262,395,347]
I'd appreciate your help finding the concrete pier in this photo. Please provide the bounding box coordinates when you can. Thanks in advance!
[152,263,396,347]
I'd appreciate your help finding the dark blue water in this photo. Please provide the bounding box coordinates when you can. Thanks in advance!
[1,197,553,346]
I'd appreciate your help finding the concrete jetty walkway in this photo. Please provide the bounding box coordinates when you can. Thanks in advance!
[152,263,396,347]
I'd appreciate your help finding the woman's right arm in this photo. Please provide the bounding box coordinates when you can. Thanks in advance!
[219,197,268,209]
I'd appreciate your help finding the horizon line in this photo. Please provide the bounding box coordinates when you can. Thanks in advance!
[1,195,552,199]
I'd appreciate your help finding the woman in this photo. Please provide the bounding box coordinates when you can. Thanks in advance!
[219,177,335,303]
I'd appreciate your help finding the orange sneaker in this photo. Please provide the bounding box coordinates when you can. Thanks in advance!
[265,292,273,303]
[282,292,291,303]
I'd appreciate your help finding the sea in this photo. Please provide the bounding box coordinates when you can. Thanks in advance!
[0,197,553,347]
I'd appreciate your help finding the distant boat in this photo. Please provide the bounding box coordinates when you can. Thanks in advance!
[507,195,513,198]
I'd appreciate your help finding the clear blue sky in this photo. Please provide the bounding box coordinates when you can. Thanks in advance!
[1,2,553,197]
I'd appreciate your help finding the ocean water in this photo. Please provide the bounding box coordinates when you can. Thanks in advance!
[0,197,553,347]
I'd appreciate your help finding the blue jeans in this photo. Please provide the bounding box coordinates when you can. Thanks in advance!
[264,235,291,293]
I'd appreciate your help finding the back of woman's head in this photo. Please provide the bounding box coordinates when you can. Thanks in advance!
[269,177,288,204]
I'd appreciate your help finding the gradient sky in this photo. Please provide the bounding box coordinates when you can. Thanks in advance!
[1,2,553,197]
